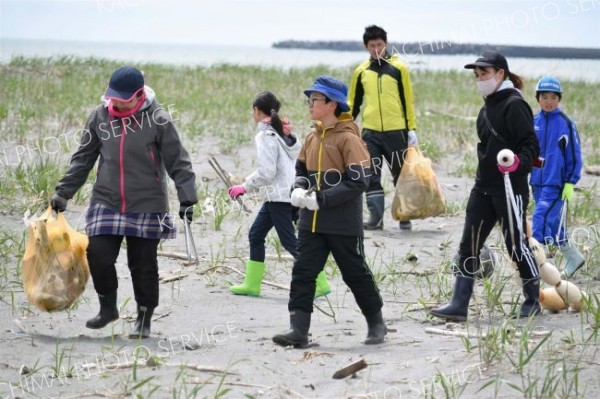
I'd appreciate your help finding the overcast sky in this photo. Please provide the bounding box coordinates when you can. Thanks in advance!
[1,0,599,48]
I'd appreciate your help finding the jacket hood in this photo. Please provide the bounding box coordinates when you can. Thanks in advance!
[258,121,301,159]
[101,85,156,111]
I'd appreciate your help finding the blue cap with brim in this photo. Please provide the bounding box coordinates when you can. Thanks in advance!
[304,75,350,112]
[104,66,144,101]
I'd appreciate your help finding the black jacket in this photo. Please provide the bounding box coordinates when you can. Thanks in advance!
[475,88,540,195]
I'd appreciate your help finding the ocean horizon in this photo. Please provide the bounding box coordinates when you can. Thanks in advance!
[2,38,600,82]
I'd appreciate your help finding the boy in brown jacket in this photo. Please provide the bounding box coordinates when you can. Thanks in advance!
[272,76,386,348]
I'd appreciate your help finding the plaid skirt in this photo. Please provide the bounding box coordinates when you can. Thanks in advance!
[85,204,176,239]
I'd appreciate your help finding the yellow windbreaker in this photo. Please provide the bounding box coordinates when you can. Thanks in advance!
[348,53,417,132]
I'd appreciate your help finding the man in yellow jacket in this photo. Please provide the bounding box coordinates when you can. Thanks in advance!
[348,25,418,230]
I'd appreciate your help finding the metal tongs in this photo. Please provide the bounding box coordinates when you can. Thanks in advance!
[208,156,251,214]
[183,218,199,265]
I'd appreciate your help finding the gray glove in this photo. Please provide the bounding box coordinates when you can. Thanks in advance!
[408,130,418,146]
[50,193,68,213]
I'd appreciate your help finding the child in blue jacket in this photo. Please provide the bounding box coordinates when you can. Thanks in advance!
[530,77,584,278]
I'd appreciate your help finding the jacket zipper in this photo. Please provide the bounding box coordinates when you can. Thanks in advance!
[119,124,127,213]
[540,112,548,185]
[377,74,384,131]
[311,126,329,233]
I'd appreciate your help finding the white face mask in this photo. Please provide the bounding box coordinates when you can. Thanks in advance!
[476,73,499,97]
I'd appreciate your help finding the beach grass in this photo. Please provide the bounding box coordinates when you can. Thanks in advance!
[0,56,599,399]
[1,56,599,214]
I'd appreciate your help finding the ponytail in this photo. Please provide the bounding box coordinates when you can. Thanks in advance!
[253,91,285,136]
[269,109,284,136]
[507,71,524,90]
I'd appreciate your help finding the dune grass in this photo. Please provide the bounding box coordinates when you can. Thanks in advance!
[0,56,598,216]
[0,56,599,398]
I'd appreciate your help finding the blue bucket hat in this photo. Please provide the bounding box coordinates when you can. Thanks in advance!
[304,75,350,112]
[104,66,144,101]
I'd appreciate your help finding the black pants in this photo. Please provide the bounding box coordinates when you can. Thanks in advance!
[249,202,297,261]
[289,230,383,316]
[87,235,161,308]
[457,187,539,282]
[362,128,408,199]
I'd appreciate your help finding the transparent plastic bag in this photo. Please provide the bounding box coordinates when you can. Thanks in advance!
[392,147,446,221]
[22,207,90,312]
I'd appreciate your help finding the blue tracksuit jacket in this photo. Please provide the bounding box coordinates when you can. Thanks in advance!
[530,107,583,245]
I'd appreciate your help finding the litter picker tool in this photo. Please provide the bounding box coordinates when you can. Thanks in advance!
[497,149,524,252]
[557,199,568,245]
[208,156,251,214]
[183,218,199,265]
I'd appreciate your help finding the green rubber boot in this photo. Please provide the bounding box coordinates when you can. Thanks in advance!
[230,260,265,297]
[314,270,331,298]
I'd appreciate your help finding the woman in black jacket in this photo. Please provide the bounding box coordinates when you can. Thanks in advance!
[431,51,541,320]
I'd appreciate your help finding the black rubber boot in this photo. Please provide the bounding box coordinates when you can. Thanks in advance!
[518,279,543,318]
[430,276,474,321]
[364,310,387,345]
[272,310,311,348]
[129,305,154,339]
[399,220,412,230]
[86,292,119,329]
[364,195,384,230]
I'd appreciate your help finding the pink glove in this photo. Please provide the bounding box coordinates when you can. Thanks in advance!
[228,185,246,200]
[497,154,520,174]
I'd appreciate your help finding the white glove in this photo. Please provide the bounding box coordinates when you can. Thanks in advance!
[290,188,307,207]
[407,130,418,146]
[290,188,320,210]
[303,191,319,211]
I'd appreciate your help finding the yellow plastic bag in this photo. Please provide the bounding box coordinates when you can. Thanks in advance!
[392,147,446,221]
[22,207,90,312]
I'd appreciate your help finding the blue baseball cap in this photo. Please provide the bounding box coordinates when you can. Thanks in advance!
[304,75,350,112]
[536,76,562,93]
[104,66,144,101]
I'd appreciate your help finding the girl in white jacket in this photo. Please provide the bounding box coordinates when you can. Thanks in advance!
[228,91,330,297]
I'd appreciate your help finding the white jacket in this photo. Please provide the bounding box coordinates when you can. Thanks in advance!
[243,122,301,203]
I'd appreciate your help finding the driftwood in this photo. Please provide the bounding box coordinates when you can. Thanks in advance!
[157,251,293,264]
[75,359,237,375]
[159,269,190,283]
[174,362,238,375]
[185,378,273,389]
[332,359,368,379]
[425,327,552,339]
[56,392,124,399]
[157,251,191,260]
[157,251,200,266]
[584,165,600,176]
[291,350,335,364]
[184,381,308,399]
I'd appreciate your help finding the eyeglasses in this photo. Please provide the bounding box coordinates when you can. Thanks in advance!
[305,98,327,106]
